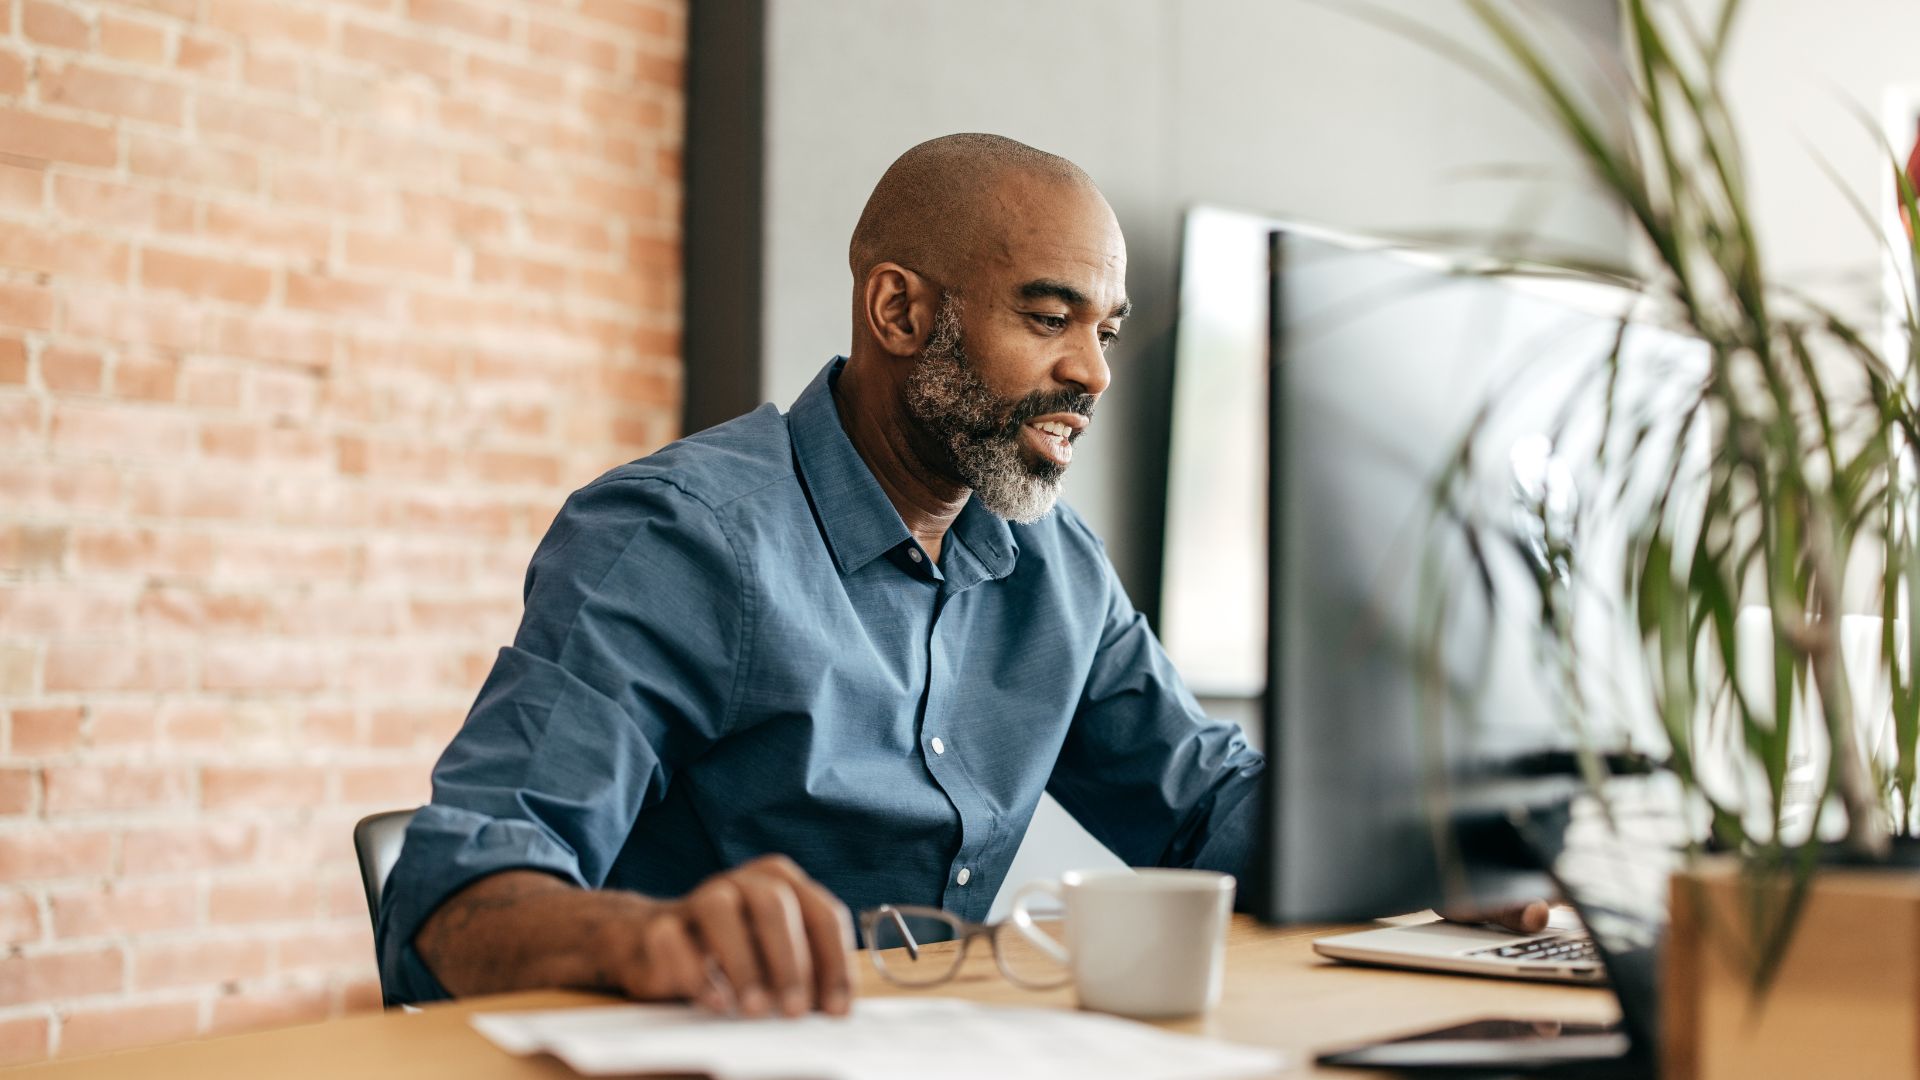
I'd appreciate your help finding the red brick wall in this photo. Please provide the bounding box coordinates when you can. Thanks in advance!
[0,0,684,1061]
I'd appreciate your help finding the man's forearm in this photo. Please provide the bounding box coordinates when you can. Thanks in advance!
[409,856,858,1016]
[415,870,655,997]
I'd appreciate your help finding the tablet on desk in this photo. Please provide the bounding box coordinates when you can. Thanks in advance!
[1317,1017,1633,1072]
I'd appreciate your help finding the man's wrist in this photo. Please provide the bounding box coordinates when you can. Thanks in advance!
[572,890,662,993]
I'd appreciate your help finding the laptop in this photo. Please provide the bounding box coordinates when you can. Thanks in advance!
[1315,791,1674,1073]
[1312,906,1605,985]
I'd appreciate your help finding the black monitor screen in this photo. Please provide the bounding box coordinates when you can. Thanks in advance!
[1162,212,1698,923]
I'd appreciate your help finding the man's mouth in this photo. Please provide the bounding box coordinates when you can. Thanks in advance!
[1020,416,1085,467]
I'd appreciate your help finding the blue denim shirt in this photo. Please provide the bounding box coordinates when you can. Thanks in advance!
[377,357,1265,1003]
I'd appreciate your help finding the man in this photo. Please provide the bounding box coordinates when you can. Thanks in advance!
[381,133,1439,1015]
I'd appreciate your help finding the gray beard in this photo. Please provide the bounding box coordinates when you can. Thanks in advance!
[902,294,1065,525]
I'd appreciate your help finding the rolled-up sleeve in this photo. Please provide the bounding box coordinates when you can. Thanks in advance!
[1046,550,1265,880]
[377,475,747,1004]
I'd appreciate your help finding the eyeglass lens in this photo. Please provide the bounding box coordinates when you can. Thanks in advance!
[867,908,966,986]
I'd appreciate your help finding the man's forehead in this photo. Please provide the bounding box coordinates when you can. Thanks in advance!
[982,173,1123,247]
[982,206,1126,303]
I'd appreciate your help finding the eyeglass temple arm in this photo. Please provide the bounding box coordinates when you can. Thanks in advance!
[879,905,922,960]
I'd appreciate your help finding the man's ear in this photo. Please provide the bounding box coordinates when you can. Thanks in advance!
[860,262,939,358]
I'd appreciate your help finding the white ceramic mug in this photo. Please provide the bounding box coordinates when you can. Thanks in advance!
[1008,868,1235,1018]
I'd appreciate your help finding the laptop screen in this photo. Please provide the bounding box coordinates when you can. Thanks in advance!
[1522,775,1685,1052]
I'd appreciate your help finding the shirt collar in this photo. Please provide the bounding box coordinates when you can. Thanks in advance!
[943,491,1019,586]
[788,357,1018,581]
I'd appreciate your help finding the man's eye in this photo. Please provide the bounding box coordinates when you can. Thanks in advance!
[1029,313,1069,332]
[1098,330,1120,349]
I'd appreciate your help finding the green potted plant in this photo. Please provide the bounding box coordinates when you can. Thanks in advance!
[1408,1,1920,1074]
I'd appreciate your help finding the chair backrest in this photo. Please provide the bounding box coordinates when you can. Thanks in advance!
[353,808,417,937]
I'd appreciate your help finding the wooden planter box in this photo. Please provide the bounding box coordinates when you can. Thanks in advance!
[1663,857,1920,1078]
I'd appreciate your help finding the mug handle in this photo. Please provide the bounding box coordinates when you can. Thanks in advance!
[1008,880,1070,965]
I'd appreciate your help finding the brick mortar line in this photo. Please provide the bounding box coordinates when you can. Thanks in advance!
[10,183,681,243]
[0,917,366,937]
[0,968,372,1012]
[0,174,682,249]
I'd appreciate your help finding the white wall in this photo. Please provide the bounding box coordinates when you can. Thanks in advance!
[1707,0,1920,328]
[757,0,1630,914]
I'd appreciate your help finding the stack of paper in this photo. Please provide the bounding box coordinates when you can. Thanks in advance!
[472,997,1285,1079]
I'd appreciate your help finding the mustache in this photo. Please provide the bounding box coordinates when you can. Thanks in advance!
[1002,389,1097,436]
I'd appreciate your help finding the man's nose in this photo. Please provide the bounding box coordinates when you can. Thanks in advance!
[1057,327,1112,399]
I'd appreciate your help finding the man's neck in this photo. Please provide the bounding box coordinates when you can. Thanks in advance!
[831,360,967,564]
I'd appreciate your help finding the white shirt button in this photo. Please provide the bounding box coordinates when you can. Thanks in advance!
[956,867,971,885]
[930,737,945,755]
[907,548,923,563]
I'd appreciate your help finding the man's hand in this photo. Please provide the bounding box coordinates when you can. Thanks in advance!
[414,855,856,1017]
[617,855,856,1017]
[1437,899,1552,934]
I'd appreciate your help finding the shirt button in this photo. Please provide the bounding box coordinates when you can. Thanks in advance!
[930,737,945,755]
[907,548,923,564]
[956,868,971,885]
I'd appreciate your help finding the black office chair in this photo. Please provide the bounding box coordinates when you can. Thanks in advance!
[352,808,417,963]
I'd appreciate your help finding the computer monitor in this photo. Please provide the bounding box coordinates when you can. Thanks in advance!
[1161,209,1698,923]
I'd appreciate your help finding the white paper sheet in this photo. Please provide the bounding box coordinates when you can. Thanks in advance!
[471,997,1286,1080]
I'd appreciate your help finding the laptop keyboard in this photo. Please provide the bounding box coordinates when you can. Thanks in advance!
[1470,934,1599,964]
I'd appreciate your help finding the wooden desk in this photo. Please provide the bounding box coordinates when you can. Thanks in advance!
[4,916,1618,1078]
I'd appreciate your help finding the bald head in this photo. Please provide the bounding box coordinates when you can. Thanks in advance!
[849,133,1101,293]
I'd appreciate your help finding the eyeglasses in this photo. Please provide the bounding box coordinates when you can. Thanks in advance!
[859,903,1070,990]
